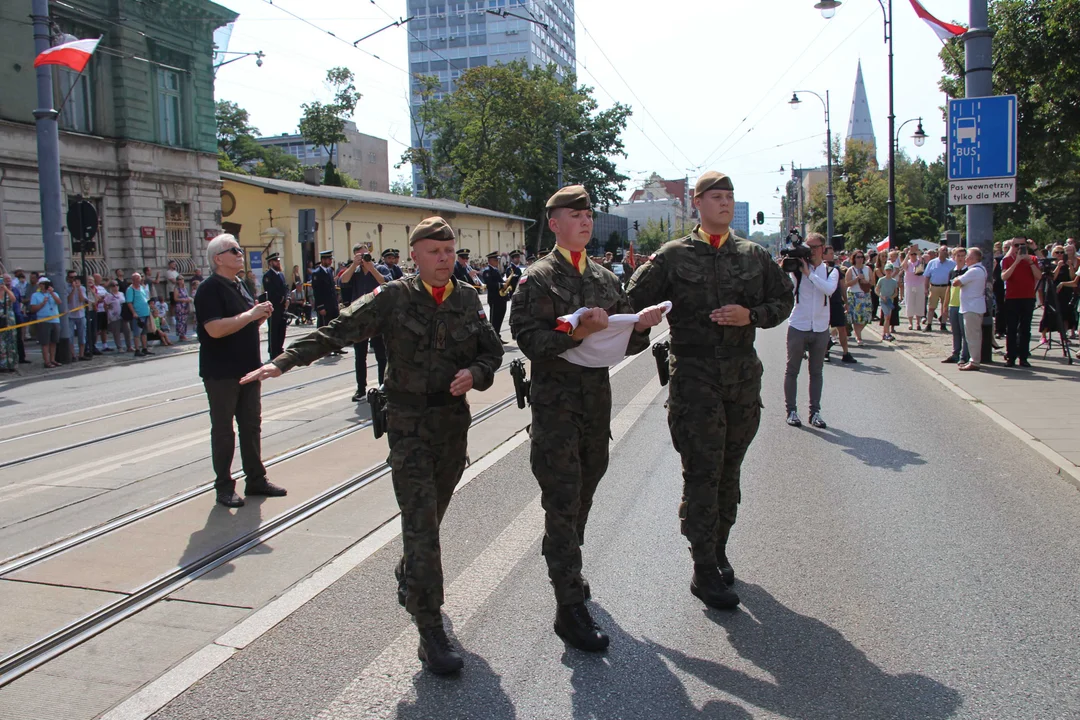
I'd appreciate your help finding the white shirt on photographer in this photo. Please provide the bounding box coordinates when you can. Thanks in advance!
[787,261,839,333]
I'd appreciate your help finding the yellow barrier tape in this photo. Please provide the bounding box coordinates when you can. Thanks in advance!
[0,303,91,333]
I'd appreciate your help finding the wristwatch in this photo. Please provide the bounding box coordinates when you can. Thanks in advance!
[748,308,760,326]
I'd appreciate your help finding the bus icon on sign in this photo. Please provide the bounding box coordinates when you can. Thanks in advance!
[957,118,977,143]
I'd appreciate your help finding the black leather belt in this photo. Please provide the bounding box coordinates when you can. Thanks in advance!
[931,283,950,287]
[670,343,754,359]
[385,390,464,408]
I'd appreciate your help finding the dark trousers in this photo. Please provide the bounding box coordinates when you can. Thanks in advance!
[85,312,96,354]
[16,331,26,362]
[316,304,339,328]
[268,309,287,358]
[488,297,507,335]
[204,377,266,494]
[353,335,387,391]
[1005,297,1036,361]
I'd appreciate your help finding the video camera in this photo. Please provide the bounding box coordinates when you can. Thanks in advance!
[779,229,812,275]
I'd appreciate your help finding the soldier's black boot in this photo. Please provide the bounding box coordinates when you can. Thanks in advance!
[717,546,735,587]
[691,564,740,610]
[417,623,464,675]
[394,559,406,608]
[581,575,591,600]
[554,602,609,652]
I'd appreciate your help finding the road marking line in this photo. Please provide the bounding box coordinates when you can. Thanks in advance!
[316,376,663,720]
[99,337,668,720]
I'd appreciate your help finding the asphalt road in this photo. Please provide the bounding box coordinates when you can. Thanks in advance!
[147,325,1080,720]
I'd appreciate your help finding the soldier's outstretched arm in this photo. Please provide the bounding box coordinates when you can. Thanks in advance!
[469,294,505,391]
[508,275,581,361]
[271,285,389,373]
[752,248,795,329]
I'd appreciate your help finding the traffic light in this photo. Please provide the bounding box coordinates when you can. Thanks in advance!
[633,220,639,232]
[756,211,765,225]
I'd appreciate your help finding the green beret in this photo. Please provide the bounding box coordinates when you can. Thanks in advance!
[694,171,734,197]
[545,184,592,212]
[409,216,455,245]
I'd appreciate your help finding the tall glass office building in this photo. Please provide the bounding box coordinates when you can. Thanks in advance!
[406,0,577,192]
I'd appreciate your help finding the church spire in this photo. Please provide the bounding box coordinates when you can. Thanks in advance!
[847,60,877,152]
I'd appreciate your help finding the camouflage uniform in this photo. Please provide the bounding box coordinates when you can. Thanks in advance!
[627,229,793,567]
[273,275,503,626]
[510,251,650,605]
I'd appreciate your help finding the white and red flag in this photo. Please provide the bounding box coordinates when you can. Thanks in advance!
[33,37,100,73]
[908,0,967,41]
[877,237,891,252]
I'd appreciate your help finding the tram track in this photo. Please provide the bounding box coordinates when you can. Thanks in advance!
[0,391,519,688]
[0,366,362,470]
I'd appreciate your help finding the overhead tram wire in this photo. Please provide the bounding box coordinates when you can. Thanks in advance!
[697,21,835,170]
[573,10,697,170]
[706,8,880,167]
[368,0,470,74]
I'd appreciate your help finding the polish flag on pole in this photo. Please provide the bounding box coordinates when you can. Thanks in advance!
[33,38,101,73]
[908,0,967,41]
[625,242,636,269]
[877,237,891,252]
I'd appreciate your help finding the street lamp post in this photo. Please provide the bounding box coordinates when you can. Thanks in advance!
[894,117,928,153]
[789,90,834,244]
[815,0,895,245]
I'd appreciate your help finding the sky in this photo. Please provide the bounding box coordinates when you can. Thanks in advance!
[213,0,972,235]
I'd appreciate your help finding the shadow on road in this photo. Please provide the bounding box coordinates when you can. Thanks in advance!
[177,498,268,578]
[814,427,926,472]
[654,583,963,720]
[563,604,754,720]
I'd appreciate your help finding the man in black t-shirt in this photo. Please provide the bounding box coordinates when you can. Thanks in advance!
[195,233,287,508]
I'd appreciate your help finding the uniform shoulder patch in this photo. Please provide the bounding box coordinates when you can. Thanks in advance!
[371,286,382,297]
[649,253,657,261]
[478,308,486,319]
[518,273,528,285]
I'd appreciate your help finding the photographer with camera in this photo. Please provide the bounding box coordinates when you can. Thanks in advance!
[341,243,391,401]
[1001,238,1042,367]
[782,232,836,429]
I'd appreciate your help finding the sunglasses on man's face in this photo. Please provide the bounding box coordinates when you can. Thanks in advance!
[216,247,243,257]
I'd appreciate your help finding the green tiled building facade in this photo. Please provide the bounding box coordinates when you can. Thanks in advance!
[0,0,236,276]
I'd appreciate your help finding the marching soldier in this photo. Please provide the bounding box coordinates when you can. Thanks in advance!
[627,171,794,610]
[509,185,663,652]
[262,252,289,358]
[481,251,508,337]
[241,217,504,675]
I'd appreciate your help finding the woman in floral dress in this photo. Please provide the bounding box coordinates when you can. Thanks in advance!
[171,275,193,341]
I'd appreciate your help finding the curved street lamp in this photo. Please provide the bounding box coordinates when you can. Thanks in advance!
[789,89,835,244]
[894,117,928,151]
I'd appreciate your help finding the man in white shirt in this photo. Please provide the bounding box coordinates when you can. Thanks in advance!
[783,232,838,428]
[953,246,988,371]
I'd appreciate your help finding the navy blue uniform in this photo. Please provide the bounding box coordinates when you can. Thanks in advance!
[311,264,338,328]
[481,264,508,335]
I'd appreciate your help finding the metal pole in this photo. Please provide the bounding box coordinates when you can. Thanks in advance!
[78,197,87,281]
[965,0,994,363]
[556,127,563,189]
[886,0,897,249]
[825,90,835,245]
[31,0,72,361]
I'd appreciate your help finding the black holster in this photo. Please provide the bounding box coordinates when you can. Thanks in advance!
[367,386,388,439]
[652,341,670,386]
[510,359,531,408]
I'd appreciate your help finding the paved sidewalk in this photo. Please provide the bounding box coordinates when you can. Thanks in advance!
[863,316,1080,488]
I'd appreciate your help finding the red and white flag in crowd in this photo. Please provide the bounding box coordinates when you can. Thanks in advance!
[877,237,891,252]
[908,0,967,41]
[625,242,636,269]
[33,37,101,73]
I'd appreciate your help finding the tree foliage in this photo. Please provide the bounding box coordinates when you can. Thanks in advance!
[298,66,363,186]
[401,61,631,250]
[939,0,1080,237]
[390,176,413,196]
[216,100,264,166]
